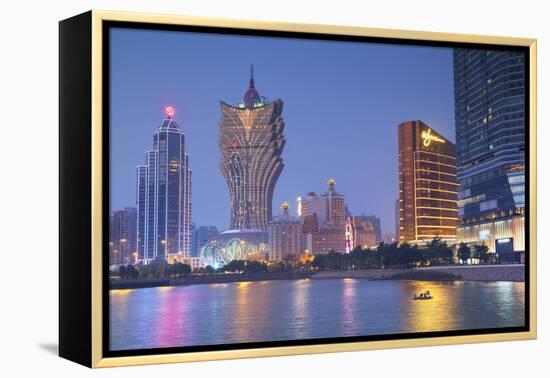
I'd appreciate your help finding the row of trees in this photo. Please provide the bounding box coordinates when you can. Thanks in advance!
[116,238,495,279]
[311,238,495,271]
[311,238,454,271]
[118,258,192,280]
[222,260,269,274]
[457,242,494,264]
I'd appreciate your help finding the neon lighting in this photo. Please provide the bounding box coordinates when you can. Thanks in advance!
[421,128,445,146]
[344,217,355,254]
[165,106,175,117]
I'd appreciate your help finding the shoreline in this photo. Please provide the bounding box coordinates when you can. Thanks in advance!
[109,264,524,290]
[110,271,315,290]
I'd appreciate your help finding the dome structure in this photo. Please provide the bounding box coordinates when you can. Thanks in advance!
[199,229,269,266]
[243,64,262,108]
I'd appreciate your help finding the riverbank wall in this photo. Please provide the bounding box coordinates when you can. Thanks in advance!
[110,264,524,290]
[312,264,525,282]
[110,271,314,290]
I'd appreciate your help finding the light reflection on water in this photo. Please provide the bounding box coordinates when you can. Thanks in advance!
[109,279,525,351]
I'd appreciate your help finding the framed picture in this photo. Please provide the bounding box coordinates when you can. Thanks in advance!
[59,10,537,368]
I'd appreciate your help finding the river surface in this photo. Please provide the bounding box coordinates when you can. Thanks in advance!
[109,279,525,351]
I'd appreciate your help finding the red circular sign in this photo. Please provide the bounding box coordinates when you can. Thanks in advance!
[165,106,176,117]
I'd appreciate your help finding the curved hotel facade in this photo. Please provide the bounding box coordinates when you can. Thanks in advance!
[453,49,526,260]
[398,121,459,243]
[219,66,285,230]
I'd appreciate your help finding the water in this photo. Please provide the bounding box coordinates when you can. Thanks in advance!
[109,279,525,351]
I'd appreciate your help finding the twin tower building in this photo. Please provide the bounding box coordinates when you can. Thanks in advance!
[136,67,286,263]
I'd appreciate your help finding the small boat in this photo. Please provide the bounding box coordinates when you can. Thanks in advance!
[413,291,433,300]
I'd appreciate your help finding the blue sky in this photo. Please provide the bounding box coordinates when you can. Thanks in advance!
[109,27,455,235]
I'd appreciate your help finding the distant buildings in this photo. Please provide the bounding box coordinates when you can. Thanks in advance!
[312,225,346,254]
[109,207,137,265]
[218,65,285,230]
[382,232,397,245]
[136,106,192,263]
[191,224,219,257]
[299,179,347,255]
[268,202,303,261]
[398,120,459,243]
[453,49,526,261]
[346,215,382,250]
[298,179,346,226]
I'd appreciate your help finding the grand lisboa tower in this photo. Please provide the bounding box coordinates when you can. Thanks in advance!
[219,65,286,231]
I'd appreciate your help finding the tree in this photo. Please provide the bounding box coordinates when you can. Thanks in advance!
[118,265,127,279]
[312,254,328,270]
[474,244,490,264]
[457,242,472,264]
[204,265,215,274]
[224,260,245,273]
[244,260,268,274]
[282,254,298,271]
[423,238,454,265]
[126,264,139,279]
[350,247,367,269]
[147,257,169,278]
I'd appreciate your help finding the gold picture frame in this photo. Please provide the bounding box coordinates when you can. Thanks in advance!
[59,9,537,368]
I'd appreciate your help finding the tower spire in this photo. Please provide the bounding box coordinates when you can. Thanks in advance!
[243,64,260,108]
[249,64,255,87]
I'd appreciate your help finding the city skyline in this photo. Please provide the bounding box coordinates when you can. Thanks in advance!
[110,28,455,234]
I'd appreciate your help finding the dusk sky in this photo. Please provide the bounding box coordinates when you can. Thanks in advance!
[109,27,455,235]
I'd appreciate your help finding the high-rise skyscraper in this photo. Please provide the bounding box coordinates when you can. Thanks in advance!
[453,49,526,260]
[398,120,459,243]
[109,207,137,265]
[219,65,285,231]
[136,106,192,263]
[268,202,303,261]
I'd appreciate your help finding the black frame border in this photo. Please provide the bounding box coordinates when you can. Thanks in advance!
[101,20,531,359]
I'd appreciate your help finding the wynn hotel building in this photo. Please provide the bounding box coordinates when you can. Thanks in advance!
[398,120,459,243]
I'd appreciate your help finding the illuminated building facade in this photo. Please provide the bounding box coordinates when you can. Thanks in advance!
[453,49,526,260]
[136,107,192,263]
[109,207,137,265]
[199,229,268,266]
[219,66,285,230]
[312,225,346,254]
[299,179,347,254]
[398,120,459,243]
[268,202,303,261]
[345,215,380,251]
[297,192,325,222]
[298,179,346,226]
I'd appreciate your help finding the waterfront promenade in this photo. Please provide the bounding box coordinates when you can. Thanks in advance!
[312,264,525,282]
[110,264,524,290]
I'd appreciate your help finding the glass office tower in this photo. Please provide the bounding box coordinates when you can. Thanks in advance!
[136,108,192,263]
[453,49,526,261]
